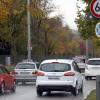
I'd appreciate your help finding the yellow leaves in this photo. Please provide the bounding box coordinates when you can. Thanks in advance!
[30,1,45,19]
[0,0,13,22]
[0,7,9,22]
[13,9,23,16]
[0,0,13,6]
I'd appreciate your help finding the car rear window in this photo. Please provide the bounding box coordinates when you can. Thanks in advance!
[87,60,100,65]
[40,63,71,72]
[16,63,35,69]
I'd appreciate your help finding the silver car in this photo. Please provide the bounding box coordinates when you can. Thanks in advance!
[14,61,37,84]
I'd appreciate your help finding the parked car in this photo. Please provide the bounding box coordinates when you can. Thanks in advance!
[0,65,16,94]
[36,59,83,96]
[85,58,100,80]
[14,61,37,84]
[73,56,87,73]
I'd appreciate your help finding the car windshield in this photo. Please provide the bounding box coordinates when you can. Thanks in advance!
[87,60,100,65]
[40,63,71,72]
[16,63,35,69]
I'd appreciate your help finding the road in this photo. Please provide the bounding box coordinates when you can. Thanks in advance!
[83,78,96,99]
[0,83,83,100]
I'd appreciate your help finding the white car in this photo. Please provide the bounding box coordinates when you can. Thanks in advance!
[85,58,100,80]
[14,61,37,84]
[36,59,83,96]
[73,57,86,73]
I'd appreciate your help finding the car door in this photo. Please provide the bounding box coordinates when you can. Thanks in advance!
[72,62,82,88]
[1,67,14,89]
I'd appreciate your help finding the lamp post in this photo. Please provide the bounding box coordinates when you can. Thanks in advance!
[27,0,31,61]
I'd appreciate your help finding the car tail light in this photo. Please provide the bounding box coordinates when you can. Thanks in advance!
[37,71,45,76]
[32,71,37,74]
[64,72,75,76]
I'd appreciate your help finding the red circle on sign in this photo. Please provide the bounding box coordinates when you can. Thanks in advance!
[90,0,100,18]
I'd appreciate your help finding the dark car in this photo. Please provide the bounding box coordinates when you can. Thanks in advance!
[0,65,16,94]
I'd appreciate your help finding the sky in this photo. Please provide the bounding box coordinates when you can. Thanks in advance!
[51,0,85,30]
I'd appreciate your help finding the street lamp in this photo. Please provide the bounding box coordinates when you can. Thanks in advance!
[27,0,31,61]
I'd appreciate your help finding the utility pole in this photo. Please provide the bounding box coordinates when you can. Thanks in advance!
[86,39,89,59]
[27,0,31,61]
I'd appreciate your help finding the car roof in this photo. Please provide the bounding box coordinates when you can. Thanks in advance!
[88,58,100,60]
[41,59,73,65]
[17,61,36,65]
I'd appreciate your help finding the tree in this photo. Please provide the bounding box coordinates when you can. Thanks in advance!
[76,0,100,57]
[0,0,83,57]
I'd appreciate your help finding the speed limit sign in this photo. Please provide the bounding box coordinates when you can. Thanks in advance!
[90,0,100,18]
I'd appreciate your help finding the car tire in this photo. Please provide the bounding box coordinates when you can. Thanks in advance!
[85,76,91,80]
[0,82,5,94]
[89,76,92,80]
[72,83,79,96]
[36,89,43,96]
[22,82,26,85]
[85,76,89,80]
[11,81,16,93]
[46,91,51,95]
[15,81,18,85]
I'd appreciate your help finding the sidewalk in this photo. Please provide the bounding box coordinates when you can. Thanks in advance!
[83,79,96,99]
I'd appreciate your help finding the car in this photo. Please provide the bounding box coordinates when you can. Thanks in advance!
[73,58,86,73]
[85,58,100,80]
[13,61,37,84]
[36,59,83,96]
[0,65,16,94]
[73,56,87,73]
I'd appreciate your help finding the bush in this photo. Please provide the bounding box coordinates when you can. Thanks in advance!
[6,65,15,71]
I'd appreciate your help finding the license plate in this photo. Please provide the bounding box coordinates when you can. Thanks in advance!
[48,76,60,80]
[20,72,30,74]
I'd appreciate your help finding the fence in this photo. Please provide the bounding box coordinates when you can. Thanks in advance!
[0,55,74,65]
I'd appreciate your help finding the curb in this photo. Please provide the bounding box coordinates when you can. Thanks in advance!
[83,88,95,100]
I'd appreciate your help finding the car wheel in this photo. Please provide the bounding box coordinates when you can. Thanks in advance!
[89,76,92,80]
[0,83,5,94]
[15,81,19,85]
[36,89,43,96]
[72,83,79,96]
[46,91,51,95]
[85,76,91,80]
[85,76,89,80]
[22,82,26,85]
[11,81,16,93]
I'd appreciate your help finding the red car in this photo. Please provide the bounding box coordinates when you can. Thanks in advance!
[0,65,16,94]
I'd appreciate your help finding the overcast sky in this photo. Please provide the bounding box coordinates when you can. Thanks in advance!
[51,0,85,30]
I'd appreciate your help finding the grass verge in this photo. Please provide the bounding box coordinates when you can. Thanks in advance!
[85,90,96,100]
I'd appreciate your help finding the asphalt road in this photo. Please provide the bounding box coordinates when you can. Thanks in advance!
[83,78,96,99]
[0,83,83,100]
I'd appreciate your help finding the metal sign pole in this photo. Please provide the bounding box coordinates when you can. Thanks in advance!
[96,75,100,100]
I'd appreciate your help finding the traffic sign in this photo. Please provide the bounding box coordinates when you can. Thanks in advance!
[90,0,100,18]
[95,22,100,37]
